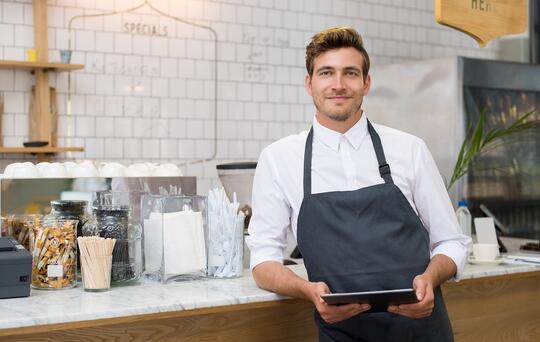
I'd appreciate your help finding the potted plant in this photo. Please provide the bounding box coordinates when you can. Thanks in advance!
[447,108,539,190]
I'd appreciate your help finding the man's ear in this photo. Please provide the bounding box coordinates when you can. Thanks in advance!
[304,74,312,96]
[363,74,371,95]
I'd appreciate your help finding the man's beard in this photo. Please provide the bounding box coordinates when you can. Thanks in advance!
[314,97,363,122]
[325,109,354,122]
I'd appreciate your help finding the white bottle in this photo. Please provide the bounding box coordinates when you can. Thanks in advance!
[456,200,472,237]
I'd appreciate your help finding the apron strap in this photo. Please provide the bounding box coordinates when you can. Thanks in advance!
[304,127,314,197]
[367,120,394,184]
[303,119,394,196]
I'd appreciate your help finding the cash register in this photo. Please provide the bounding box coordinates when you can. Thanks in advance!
[0,236,31,299]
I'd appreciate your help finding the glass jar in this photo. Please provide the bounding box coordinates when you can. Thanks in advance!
[45,200,89,238]
[1,214,41,251]
[84,205,142,284]
[30,219,78,290]
[45,200,89,272]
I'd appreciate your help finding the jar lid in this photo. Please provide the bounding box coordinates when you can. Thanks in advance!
[216,162,257,170]
[50,200,88,210]
[93,205,130,217]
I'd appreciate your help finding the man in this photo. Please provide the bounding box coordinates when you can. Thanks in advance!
[246,27,471,341]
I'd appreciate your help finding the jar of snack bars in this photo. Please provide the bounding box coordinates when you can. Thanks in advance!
[0,214,41,251]
[30,219,78,289]
[44,200,89,271]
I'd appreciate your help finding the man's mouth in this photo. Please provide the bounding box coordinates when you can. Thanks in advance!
[327,96,350,101]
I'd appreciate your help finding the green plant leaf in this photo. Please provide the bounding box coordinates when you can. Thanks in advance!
[447,108,539,191]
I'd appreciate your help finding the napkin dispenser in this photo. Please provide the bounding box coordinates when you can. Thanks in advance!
[0,236,31,299]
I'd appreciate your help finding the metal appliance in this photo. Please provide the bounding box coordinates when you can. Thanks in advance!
[0,236,31,299]
[364,56,540,240]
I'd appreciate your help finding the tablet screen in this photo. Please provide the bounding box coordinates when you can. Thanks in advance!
[320,288,418,308]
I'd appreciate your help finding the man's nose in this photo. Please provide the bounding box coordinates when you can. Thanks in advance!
[331,74,345,90]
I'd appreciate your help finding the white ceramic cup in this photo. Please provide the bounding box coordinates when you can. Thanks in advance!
[41,162,68,178]
[99,162,126,177]
[472,243,499,261]
[35,162,51,175]
[125,163,152,177]
[3,162,22,177]
[153,163,181,177]
[73,161,99,177]
[11,162,40,178]
[63,162,78,177]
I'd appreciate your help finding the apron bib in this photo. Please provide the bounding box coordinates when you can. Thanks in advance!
[297,120,453,342]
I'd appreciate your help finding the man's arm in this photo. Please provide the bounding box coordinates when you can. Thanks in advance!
[388,254,456,318]
[252,261,312,300]
[253,261,371,324]
[386,139,470,319]
[423,253,458,288]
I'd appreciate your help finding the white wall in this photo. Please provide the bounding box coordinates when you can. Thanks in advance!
[0,0,500,194]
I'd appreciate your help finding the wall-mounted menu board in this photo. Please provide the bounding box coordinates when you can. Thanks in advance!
[435,0,527,47]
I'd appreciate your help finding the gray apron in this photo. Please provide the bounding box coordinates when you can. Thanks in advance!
[296,120,453,342]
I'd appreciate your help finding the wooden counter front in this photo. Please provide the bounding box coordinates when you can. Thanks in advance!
[0,299,317,342]
[443,270,540,342]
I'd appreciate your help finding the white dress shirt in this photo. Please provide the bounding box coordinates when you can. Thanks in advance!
[246,113,471,279]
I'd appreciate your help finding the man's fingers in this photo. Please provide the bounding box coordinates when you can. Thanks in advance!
[320,303,371,324]
[413,277,428,301]
[388,304,432,318]
[331,303,369,314]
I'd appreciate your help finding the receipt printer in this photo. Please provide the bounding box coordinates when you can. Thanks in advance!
[0,236,31,299]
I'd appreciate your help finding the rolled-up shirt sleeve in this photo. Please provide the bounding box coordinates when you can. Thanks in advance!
[412,140,472,281]
[246,148,291,269]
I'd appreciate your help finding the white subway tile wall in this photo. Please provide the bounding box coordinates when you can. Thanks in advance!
[0,0,500,194]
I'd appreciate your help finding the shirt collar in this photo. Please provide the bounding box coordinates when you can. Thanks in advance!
[312,113,369,151]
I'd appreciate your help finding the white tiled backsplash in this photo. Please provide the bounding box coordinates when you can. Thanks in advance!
[0,0,500,194]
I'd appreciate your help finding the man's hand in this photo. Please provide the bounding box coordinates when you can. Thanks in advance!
[309,282,371,324]
[387,274,434,319]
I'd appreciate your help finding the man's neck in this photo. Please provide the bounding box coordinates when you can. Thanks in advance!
[315,110,362,134]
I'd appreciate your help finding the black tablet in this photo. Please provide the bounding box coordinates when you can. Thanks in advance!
[321,288,418,307]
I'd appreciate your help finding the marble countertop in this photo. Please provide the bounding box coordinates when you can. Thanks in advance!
[1,262,539,331]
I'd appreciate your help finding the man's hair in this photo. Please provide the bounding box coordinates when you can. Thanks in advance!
[305,27,370,79]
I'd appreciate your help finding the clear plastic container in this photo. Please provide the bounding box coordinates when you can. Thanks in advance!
[456,200,472,237]
[78,236,115,292]
[30,218,78,290]
[207,188,244,278]
[141,195,208,283]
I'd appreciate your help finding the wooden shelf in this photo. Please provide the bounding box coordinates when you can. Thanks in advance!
[0,2,86,163]
[0,60,84,72]
[0,147,84,154]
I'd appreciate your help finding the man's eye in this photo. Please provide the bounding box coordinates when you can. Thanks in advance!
[346,71,359,76]
[320,70,331,76]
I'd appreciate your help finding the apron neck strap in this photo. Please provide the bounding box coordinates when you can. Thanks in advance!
[367,120,394,184]
[303,119,394,197]
[304,127,314,197]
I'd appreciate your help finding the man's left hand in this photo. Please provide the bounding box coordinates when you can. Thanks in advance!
[387,274,434,319]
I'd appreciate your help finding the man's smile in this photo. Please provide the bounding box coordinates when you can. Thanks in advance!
[326,95,351,104]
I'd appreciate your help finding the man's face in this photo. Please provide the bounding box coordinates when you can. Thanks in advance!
[305,47,371,122]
